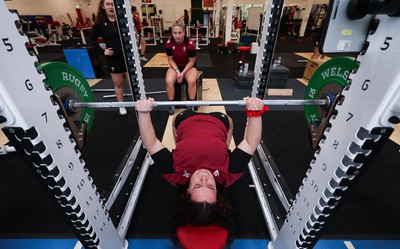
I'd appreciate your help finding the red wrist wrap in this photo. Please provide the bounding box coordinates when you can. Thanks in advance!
[245,106,269,117]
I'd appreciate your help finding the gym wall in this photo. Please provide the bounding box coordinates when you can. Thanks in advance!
[5,0,80,22]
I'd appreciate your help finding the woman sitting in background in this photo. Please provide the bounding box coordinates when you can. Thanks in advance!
[165,21,198,115]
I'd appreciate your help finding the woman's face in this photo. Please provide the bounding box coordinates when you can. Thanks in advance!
[102,0,115,18]
[188,169,217,203]
[172,26,185,44]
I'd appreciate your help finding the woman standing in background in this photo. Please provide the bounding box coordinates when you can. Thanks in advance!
[132,5,148,61]
[89,0,129,115]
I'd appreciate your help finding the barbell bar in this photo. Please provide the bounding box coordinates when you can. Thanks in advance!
[71,99,329,109]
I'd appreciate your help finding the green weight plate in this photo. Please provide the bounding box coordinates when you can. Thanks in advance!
[304,57,359,126]
[37,62,95,133]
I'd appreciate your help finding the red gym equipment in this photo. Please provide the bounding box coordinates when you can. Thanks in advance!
[237,46,251,64]
[66,8,93,44]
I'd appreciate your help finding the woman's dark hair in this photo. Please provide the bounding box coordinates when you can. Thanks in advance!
[131,6,137,12]
[171,183,234,248]
[95,0,107,24]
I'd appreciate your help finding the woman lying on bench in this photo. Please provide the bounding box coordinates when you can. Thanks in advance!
[165,21,198,114]
[135,97,268,247]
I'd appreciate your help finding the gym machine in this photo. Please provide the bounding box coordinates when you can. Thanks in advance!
[0,0,145,248]
[250,0,400,248]
[142,26,157,46]
[1,0,400,249]
[186,25,210,48]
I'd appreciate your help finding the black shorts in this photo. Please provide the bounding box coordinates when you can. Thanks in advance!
[177,63,197,72]
[175,109,230,130]
[106,56,127,74]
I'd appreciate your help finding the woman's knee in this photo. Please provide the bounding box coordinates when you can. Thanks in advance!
[165,70,177,85]
[165,80,175,90]
[186,68,198,84]
[111,74,124,87]
[186,75,197,87]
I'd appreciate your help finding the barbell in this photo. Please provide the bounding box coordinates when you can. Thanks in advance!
[71,99,328,109]
[37,57,359,150]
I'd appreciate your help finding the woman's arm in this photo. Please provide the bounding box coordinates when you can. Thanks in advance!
[236,97,266,155]
[167,55,183,83]
[167,55,179,73]
[88,24,101,47]
[88,24,114,56]
[136,98,165,155]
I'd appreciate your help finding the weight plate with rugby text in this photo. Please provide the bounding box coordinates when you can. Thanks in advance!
[37,62,95,133]
[304,57,359,126]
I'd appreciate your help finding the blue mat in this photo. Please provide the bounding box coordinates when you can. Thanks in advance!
[2,239,400,249]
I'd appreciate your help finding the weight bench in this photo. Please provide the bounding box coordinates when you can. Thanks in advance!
[173,71,203,101]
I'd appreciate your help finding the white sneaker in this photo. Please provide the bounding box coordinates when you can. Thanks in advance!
[119,107,127,116]
[139,56,148,62]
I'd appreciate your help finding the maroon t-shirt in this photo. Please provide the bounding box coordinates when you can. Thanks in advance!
[160,115,245,187]
[165,36,196,67]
